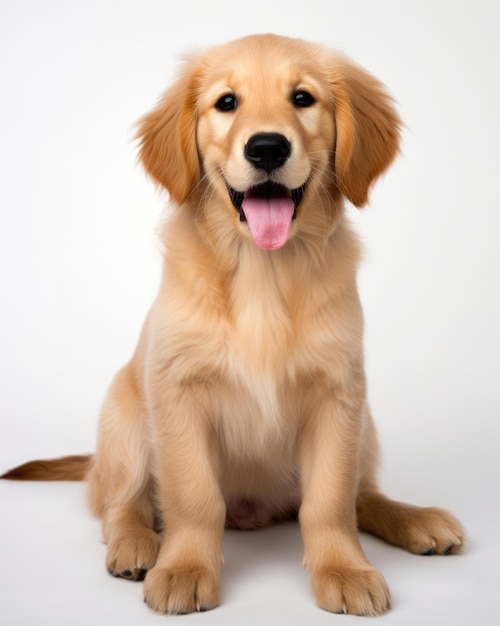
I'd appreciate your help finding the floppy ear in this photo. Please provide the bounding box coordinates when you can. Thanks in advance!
[136,60,201,205]
[332,58,402,207]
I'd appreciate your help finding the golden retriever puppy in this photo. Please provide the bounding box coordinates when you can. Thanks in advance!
[2,34,464,616]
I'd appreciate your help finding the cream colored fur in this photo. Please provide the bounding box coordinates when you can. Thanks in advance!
[2,34,464,616]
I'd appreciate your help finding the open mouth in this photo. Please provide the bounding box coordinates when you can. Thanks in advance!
[227,181,306,250]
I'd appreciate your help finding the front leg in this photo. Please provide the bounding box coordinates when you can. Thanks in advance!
[299,387,391,616]
[143,383,226,615]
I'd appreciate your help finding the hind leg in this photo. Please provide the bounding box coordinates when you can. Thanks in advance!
[357,493,465,555]
[88,363,161,580]
[356,409,465,555]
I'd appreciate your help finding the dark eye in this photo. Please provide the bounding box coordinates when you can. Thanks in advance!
[293,90,315,108]
[215,94,237,111]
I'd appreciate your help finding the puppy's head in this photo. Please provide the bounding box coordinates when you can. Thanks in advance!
[137,34,401,250]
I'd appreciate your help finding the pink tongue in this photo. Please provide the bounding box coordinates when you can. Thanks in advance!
[242,196,294,250]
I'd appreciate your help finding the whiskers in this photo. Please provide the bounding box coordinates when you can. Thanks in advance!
[190,165,244,265]
[298,150,341,243]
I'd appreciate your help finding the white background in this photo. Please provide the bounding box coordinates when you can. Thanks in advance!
[1,1,499,624]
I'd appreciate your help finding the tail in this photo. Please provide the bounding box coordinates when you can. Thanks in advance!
[1,454,93,481]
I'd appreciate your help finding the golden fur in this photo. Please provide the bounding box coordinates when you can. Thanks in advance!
[1,34,464,616]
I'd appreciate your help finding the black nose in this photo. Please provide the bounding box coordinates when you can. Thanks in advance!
[244,133,291,172]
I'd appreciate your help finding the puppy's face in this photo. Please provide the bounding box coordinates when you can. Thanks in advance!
[196,37,336,250]
[138,35,401,251]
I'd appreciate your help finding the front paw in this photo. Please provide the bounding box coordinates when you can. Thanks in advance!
[312,566,391,616]
[106,529,161,580]
[144,564,220,615]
